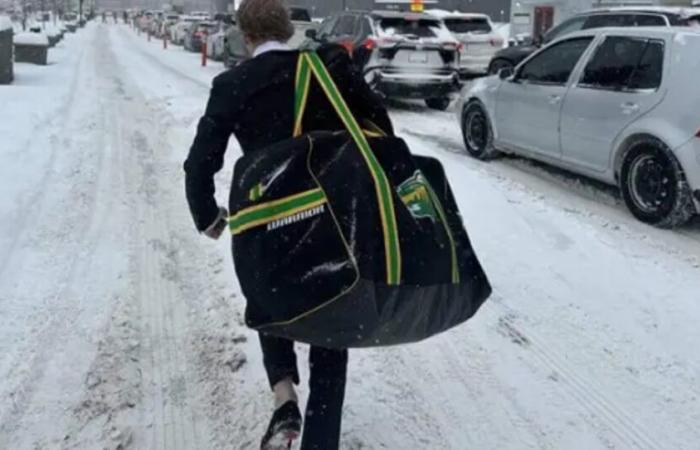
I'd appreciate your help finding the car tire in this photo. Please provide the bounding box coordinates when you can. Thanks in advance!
[488,59,514,76]
[425,97,451,111]
[461,100,499,160]
[620,136,695,228]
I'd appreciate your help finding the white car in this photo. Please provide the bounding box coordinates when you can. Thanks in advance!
[206,28,227,61]
[190,11,211,21]
[171,18,196,45]
[427,9,503,76]
[458,27,700,227]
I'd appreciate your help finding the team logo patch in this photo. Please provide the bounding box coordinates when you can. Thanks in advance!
[397,171,438,222]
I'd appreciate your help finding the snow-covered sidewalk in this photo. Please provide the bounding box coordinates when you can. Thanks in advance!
[1,22,700,450]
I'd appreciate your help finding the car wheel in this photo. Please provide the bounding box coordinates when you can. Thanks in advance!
[425,97,451,111]
[461,100,498,160]
[620,136,695,228]
[488,59,514,76]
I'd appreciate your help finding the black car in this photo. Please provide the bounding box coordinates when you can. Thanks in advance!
[488,8,699,75]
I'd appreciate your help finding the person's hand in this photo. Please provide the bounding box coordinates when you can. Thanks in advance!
[203,207,228,240]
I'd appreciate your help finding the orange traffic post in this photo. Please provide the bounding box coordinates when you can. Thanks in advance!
[201,41,207,67]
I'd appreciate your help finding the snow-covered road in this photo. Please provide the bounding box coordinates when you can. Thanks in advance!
[1,23,700,450]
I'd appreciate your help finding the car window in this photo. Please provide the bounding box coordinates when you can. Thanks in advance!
[378,18,440,38]
[631,14,667,26]
[518,37,593,85]
[333,15,357,36]
[583,14,629,29]
[580,36,664,91]
[317,16,337,38]
[443,17,492,34]
[544,16,587,42]
[358,18,373,39]
[289,8,311,22]
[628,40,664,90]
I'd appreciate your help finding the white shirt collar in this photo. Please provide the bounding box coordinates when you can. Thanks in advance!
[253,41,291,58]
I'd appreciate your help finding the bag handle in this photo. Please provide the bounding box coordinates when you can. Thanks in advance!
[292,51,402,285]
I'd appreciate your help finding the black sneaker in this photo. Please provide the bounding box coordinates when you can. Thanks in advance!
[260,401,302,450]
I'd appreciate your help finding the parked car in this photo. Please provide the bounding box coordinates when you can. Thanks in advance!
[184,21,218,52]
[207,27,228,61]
[171,16,198,45]
[308,10,461,110]
[289,6,317,49]
[488,7,700,75]
[459,27,700,227]
[223,22,249,67]
[426,9,503,77]
[159,13,179,38]
[190,11,211,21]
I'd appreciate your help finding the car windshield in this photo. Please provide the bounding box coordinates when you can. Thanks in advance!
[443,17,492,34]
[378,18,440,38]
[289,8,311,22]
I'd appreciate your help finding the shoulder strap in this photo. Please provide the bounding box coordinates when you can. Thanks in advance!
[293,51,402,285]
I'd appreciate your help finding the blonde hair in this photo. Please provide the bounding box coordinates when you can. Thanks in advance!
[237,0,294,43]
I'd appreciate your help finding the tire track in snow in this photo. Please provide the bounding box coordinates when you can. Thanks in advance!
[126,94,204,450]
[493,307,663,450]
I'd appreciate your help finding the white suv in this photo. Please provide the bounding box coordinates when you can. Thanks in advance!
[458,27,700,227]
[427,9,504,76]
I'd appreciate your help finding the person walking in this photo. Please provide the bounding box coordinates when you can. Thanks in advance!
[183,0,394,449]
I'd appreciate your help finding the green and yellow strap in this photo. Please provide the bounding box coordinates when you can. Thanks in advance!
[293,51,402,285]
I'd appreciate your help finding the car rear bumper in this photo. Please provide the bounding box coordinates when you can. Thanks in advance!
[375,71,461,99]
[675,137,700,212]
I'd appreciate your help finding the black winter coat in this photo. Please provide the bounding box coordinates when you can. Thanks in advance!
[184,44,394,232]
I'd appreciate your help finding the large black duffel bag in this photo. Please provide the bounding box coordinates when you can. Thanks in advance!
[228,51,491,348]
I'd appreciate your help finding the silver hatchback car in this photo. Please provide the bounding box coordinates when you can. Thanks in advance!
[458,27,700,227]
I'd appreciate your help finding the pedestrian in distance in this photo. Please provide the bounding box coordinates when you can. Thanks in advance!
[183,0,394,449]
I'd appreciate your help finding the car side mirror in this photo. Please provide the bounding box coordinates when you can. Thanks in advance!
[305,29,317,40]
[498,67,514,80]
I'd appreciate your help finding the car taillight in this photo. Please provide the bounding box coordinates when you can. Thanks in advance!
[363,38,377,50]
[442,42,460,52]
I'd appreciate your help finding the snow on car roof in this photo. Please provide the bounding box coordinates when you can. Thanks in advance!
[0,15,12,32]
[14,32,49,46]
[371,10,440,21]
[588,6,700,18]
[425,9,490,20]
[563,25,693,40]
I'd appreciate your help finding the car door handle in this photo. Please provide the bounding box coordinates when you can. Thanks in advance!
[548,94,562,104]
[621,102,640,113]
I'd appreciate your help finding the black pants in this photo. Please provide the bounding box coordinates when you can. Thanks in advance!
[259,333,348,450]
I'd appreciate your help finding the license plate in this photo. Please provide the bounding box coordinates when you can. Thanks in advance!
[408,52,428,63]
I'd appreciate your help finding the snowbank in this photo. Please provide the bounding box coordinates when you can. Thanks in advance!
[0,15,12,32]
[14,32,49,46]
[44,25,61,38]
